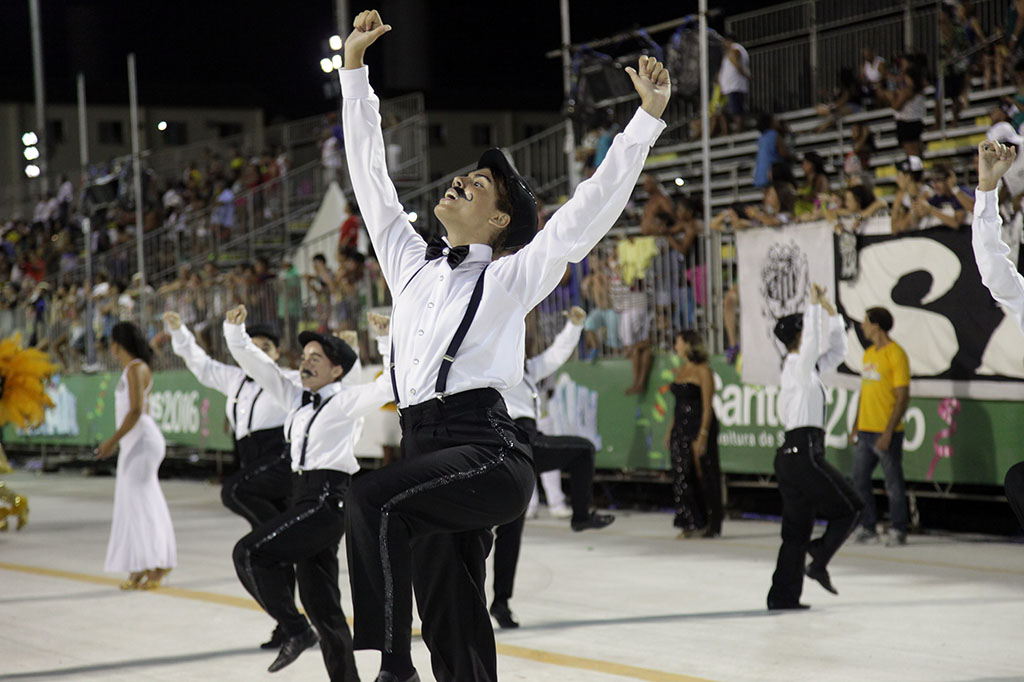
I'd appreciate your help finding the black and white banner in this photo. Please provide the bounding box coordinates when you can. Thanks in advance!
[738,218,1024,399]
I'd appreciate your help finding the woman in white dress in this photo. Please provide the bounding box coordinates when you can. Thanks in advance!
[96,322,176,590]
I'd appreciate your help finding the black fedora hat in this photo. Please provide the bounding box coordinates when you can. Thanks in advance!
[774,313,804,346]
[246,322,281,348]
[477,148,538,249]
[297,331,357,374]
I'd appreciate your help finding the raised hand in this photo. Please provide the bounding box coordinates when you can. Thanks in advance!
[225,305,247,326]
[566,306,587,326]
[344,9,391,70]
[335,330,359,349]
[978,140,1017,191]
[625,55,672,119]
[367,311,391,338]
[162,311,182,330]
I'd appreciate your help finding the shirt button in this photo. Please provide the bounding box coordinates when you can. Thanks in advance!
[427,302,434,309]
[410,388,417,396]
[413,358,419,365]
[439,274,445,281]
[418,329,424,336]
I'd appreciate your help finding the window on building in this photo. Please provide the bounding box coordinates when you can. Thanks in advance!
[98,120,124,145]
[471,123,493,146]
[46,119,65,144]
[429,123,447,147]
[207,121,244,138]
[162,121,188,146]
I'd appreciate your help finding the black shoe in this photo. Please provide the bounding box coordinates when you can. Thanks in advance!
[260,625,287,650]
[267,628,319,673]
[490,601,520,629]
[767,600,811,611]
[571,512,615,532]
[806,563,838,595]
[373,672,421,682]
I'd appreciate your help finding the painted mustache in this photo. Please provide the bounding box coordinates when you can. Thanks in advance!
[454,185,471,202]
[301,369,314,377]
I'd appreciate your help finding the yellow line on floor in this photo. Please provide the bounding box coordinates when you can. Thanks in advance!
[0,560,718,682]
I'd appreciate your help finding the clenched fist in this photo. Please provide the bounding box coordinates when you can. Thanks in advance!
[566,306,586,326]
[344,9,391,70]
[226,305,248,326]
[162,311,182,330]
[367,311,391,338]
[625,55,672,120]
[978,140,1017,192]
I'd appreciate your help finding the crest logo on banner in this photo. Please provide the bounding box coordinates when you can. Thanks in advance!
[737,223,837,386]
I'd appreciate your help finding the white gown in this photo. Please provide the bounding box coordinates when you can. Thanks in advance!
[103,359,177,572]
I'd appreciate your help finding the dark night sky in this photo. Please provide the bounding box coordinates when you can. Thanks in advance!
[0,1,770,121]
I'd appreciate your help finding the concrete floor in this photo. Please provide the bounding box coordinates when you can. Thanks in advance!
[0,471,1022,682]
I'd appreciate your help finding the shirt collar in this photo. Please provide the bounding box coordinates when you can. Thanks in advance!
[312,381,343,401]
[441,236,493,265]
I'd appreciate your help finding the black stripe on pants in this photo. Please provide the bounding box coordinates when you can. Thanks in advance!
[345,388,534,682]
[492,417,597,607]
[767,427,863,607]
[221,429,292,528]
[233,470,358,682]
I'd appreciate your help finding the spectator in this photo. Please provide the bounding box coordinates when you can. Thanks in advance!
[320,129,343,187]
[987,106,1024,200]
[938,4,971,129]
[891,156,933,233]
[921,163,970,230]
[754,113,788,189]
[748,162,797,226]
[849,306,911,546]
[57,175,74,226]
[881,64,927,157]
[998,0,1024,83]
[828,175,888,231]
[719,33,751,133]
[640,175,676,236]
[814,68,867,132]
[844,123,876,176]
[581,252,619,361]
[666,197,704,329]
[958,2,996,90]
[210,181,235,243]
[339,201,362,250]
[859,47,887,95]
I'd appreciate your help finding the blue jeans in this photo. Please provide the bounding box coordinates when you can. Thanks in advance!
[851,431,908,532]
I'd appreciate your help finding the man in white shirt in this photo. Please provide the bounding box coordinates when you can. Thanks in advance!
[767,284,863,611]
[224,305,391,682]
[719,33,751,133]
[491,307,613,629]
[340,10,669,682]
[970,139,1024,534]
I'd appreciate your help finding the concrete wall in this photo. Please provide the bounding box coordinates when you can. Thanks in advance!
[425,109,561,180]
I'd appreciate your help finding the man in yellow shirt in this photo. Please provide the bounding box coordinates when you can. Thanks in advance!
[849,307,911,546]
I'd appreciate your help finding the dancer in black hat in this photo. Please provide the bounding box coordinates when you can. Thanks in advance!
[767,284,863,611]
[224,305,391,680]
[164,311,297,649]
[340,9,670,682]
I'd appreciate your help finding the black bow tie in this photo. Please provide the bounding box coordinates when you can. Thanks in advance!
[425,237,470,269]
[301,390,322,409]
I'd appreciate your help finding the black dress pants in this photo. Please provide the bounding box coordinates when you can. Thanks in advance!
[767,427,863,607]
[345,388,534,682]
[234,470,358,682]
[1005,461,1024,529]
[221,429,292,528]
[492,417,597,607]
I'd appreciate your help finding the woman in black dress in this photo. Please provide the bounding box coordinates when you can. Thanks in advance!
[665,331,723,537]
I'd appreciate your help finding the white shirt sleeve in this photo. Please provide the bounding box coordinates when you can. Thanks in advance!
[817,313,848,375]
[169,324,243,394]
[490,109,666,309]
[524,320,584,382]
[972,188,1024,333]
[340,67,426,293]
[793,304,823,383]
[224,322,304,410]
[324,372,393,421]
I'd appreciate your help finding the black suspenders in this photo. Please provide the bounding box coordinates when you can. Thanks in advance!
[231,376,263,437]
[286,394,336,470]
[389,262,489,408]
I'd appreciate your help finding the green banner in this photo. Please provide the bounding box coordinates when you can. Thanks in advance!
[552,355,1022,486]
[2,370,234,451]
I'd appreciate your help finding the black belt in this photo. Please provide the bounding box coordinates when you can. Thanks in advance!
[779,426,824,454]
[398,387,503,425]
[290,468,351,489]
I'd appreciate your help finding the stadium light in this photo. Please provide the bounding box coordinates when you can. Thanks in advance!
[329,34,343,51]
[22,131,38,146]
[408,211,418,223]
[157,120,168,131]
[332,54,342,70]
[25,164,41,178]
[320,57,334,73]
[674,177,685,186]
[23,146,40,161]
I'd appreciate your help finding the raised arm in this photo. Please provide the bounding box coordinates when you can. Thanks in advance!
[816,293,848,375]
[223,306,304,410]
[491,56,670,309]
[793,294,824,383]
[972,141,1024,332]
[524,308,585,382]
[163,311,243,393]
[326,372,394,421]
[340,10,424,291]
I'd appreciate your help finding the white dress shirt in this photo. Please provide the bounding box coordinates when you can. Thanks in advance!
[972,187,1024,333]
[341,66,665,408]
[778,305,847,431]
[169,324,298,440]
[502,319,584,421]
[224,322,392,473]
